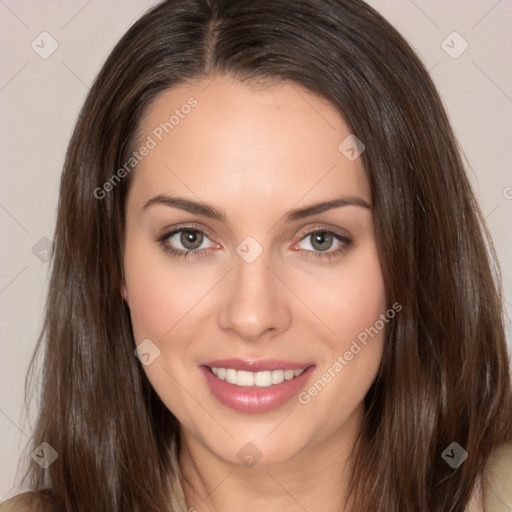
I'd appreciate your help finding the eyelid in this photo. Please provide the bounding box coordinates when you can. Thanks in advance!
[158,222,219,243]
[157,222,353,260]
[159,222,350,244]
[293,223,351,242]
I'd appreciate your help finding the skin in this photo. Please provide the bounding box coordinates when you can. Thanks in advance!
[121,75,387,512]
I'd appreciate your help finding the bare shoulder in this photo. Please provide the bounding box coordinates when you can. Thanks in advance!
[0,493,33,512]
[483,442,512,512]
[0,491,56,512]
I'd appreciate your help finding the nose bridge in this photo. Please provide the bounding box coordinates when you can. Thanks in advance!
[217,244,291,341]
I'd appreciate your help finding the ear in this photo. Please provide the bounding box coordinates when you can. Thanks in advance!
[121,281,129,306]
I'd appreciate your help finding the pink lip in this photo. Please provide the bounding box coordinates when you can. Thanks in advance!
[199,362,316,413]
[201,358,313,372]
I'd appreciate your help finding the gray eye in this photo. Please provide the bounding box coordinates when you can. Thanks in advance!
[179,229,204,250]
[309,231,335,252]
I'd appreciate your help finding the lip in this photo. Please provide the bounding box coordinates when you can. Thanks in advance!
[201,358,313,372]
[199,361,316,413]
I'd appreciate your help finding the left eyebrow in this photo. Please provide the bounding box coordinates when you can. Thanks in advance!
[285,196,372,222]
[141,194,372,222]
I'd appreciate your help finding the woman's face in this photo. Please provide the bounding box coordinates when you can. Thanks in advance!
[122,76,387,467]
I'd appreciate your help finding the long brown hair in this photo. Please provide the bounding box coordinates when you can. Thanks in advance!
[15,0,512,510]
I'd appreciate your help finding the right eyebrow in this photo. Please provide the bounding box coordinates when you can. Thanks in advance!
[142,194,226,222]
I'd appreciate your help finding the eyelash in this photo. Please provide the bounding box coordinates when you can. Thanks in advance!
[156,225,353,261]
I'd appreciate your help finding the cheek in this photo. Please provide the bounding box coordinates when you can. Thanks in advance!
[123,237,189,342]
[299,242,387,343]
[123,241,203,420]
[293,242,387,415]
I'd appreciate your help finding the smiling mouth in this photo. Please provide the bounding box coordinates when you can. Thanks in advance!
[206,366,307,387]
[200,362,316,412]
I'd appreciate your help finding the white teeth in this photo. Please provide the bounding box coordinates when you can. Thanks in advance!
[254,371,272,387]
[236,370,254,386]
[284,369,295,380]
[210,367,307,387]
[225,368,237,384]
[271,369,284,384]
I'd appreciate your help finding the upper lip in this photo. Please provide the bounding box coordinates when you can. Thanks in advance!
[201,358,315,372]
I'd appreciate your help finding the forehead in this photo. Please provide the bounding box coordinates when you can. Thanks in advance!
[127,76,370,215]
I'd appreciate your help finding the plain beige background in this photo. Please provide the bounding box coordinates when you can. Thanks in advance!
[1,0,511,499]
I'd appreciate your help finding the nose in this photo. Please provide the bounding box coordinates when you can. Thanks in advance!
[217,249,292,343]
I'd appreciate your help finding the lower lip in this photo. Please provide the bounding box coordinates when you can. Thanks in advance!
[199,365,315,413]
